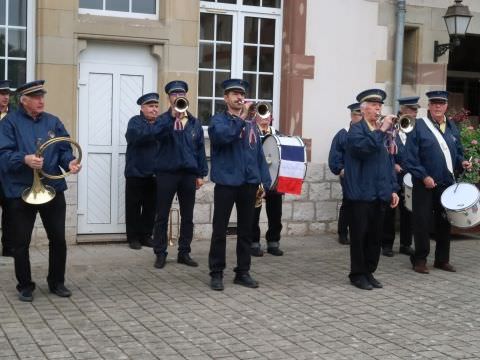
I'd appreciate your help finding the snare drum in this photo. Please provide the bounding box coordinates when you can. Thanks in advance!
[403,173,413,212]
[441,183,480,229]
[262,134,307,195]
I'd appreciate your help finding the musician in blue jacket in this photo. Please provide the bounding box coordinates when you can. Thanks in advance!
[208,78,271,291]
[381,96,418,257]
[344,89,399,290]
[328,102,362,245]
[0,79,12,257]
[0,80,81,302]
[152,81,208,270]
[405,91,471,274]
[124,92,160,250]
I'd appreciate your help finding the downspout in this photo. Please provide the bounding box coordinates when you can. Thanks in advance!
[393,0,406,114]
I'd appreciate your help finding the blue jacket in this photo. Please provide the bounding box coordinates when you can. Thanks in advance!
[0,106,75,198]
[209,112,271,188]
[124,113,161,178]
[405,117,464,187]
[328,127,348,187]
[393,135,409,186]
[154,110,208,177]
[344,119,398,202]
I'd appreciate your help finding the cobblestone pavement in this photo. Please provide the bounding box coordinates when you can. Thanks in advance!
[1,234,480,360]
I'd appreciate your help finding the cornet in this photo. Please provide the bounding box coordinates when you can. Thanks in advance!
[376,113,415,133]
[174,96,189,114]
[238,100,272,119]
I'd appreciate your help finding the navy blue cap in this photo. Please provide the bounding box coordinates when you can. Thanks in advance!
[347,102,361,112]
[0,80,11,92]
[222,78,249,94]
[398,96,420,108]
[137,92,160,105]
[164,80,188,95]
[356,88,386,104]
[426,90,448,102]
[16,80,47,96]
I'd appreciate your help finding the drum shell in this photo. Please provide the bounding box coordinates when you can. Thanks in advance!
[441,183,480,229]
[403,173,413,212]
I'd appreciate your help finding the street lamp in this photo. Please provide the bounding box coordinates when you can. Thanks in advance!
[433,0,473,62]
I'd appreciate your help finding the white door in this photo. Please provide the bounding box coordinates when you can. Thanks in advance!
[77,42,157,234]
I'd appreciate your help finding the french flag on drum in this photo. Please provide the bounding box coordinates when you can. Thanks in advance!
[276,145,305,195]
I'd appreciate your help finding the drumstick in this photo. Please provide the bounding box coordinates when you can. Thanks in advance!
[454,156,472,193]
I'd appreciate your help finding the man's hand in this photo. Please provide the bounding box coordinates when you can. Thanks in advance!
[390,193,399,208]
[196,178,204,190]
[423,176,436,189]
[69,159,82,174]
[394,163,402,174]
[462,160,473,171]
[24,154,43,169]
[379,115,395,132]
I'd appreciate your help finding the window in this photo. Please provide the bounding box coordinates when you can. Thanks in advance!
[198,1,282,126]
[402,27,419,85]
[0,0,34,89]
[79,0,158,19]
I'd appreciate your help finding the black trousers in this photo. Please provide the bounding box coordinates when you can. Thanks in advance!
[209,184,257,276]
[412,179,450,263]
[382,192,412,249]
[6,193,67,291]
[0,181,10,254]
[338,198,349,238]
[251,190,283,246]
[125,176,156,243]
[152,172,196,256]
[349,200,387,278]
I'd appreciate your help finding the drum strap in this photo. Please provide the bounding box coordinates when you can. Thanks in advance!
[422,117,453,175]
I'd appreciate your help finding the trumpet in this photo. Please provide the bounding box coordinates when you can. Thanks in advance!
[376,113,415,133]
[174,96,189,114]
[238,101,272,119]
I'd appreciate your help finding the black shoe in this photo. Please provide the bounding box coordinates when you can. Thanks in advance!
[154,254,166,269]
[267,247,284,256]
[140,237,153,248]
[210,275,224,291]
[250,247,264,257]
[382,247,394,257]
[129,240,142,250]
[366,274,383,288]
[350,276,373,290]
[18,288,34,302]
[338,235,350,245]
[233,273,259,288]
[399,245,414,256]
[177,254,198,267]
[49,284,72,298]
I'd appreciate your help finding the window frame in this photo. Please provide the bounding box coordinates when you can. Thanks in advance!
[78,0,159,20]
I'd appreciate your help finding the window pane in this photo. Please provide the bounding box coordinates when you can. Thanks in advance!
[243,46,257,72]
[106,0,129,12]
[244,17,258,44]
[8,29,27,58]
[8,60,26,88]
[0,0,5,25]
[198,99,212,126]
[258,74,273,99]
[0,29,5,56]
[79,0,103,9]
[216,15,232,42]
[132,0,156,14]
[214,100,225,115]
[200,13,214,41]
[218,0,236,3]
[8,0,26,26]
[215,71,230,98]
[260,18,275,45]
[216,44,231,70]
[198,71,213,97]
[199,43,214,68]
[243,0,260,5]
[262,0,281,8]
[243,73,257,99]
[259,47,274,72]
[0,59,4,79]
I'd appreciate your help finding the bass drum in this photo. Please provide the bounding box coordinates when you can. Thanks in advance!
[262,134,307,195]
[403,173,413,212]
[441,183,480,229]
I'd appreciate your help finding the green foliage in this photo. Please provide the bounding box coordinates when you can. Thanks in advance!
[459,124,480,184]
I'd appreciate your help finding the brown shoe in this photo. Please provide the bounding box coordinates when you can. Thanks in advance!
[433,261,456,272]
[413,260,429,274]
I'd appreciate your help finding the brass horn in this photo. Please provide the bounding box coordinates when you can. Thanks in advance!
[22,137,82,205]
[173,96,189,114]
[376,113,416,134]
[255,184,265,208]
[255,102,271,119]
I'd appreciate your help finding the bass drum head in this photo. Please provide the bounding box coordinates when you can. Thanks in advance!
[262,134,281,189]
[441,183,480,210]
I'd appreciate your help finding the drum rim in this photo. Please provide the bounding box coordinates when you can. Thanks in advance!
[263,134,282,189]
[441,182,480,211]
